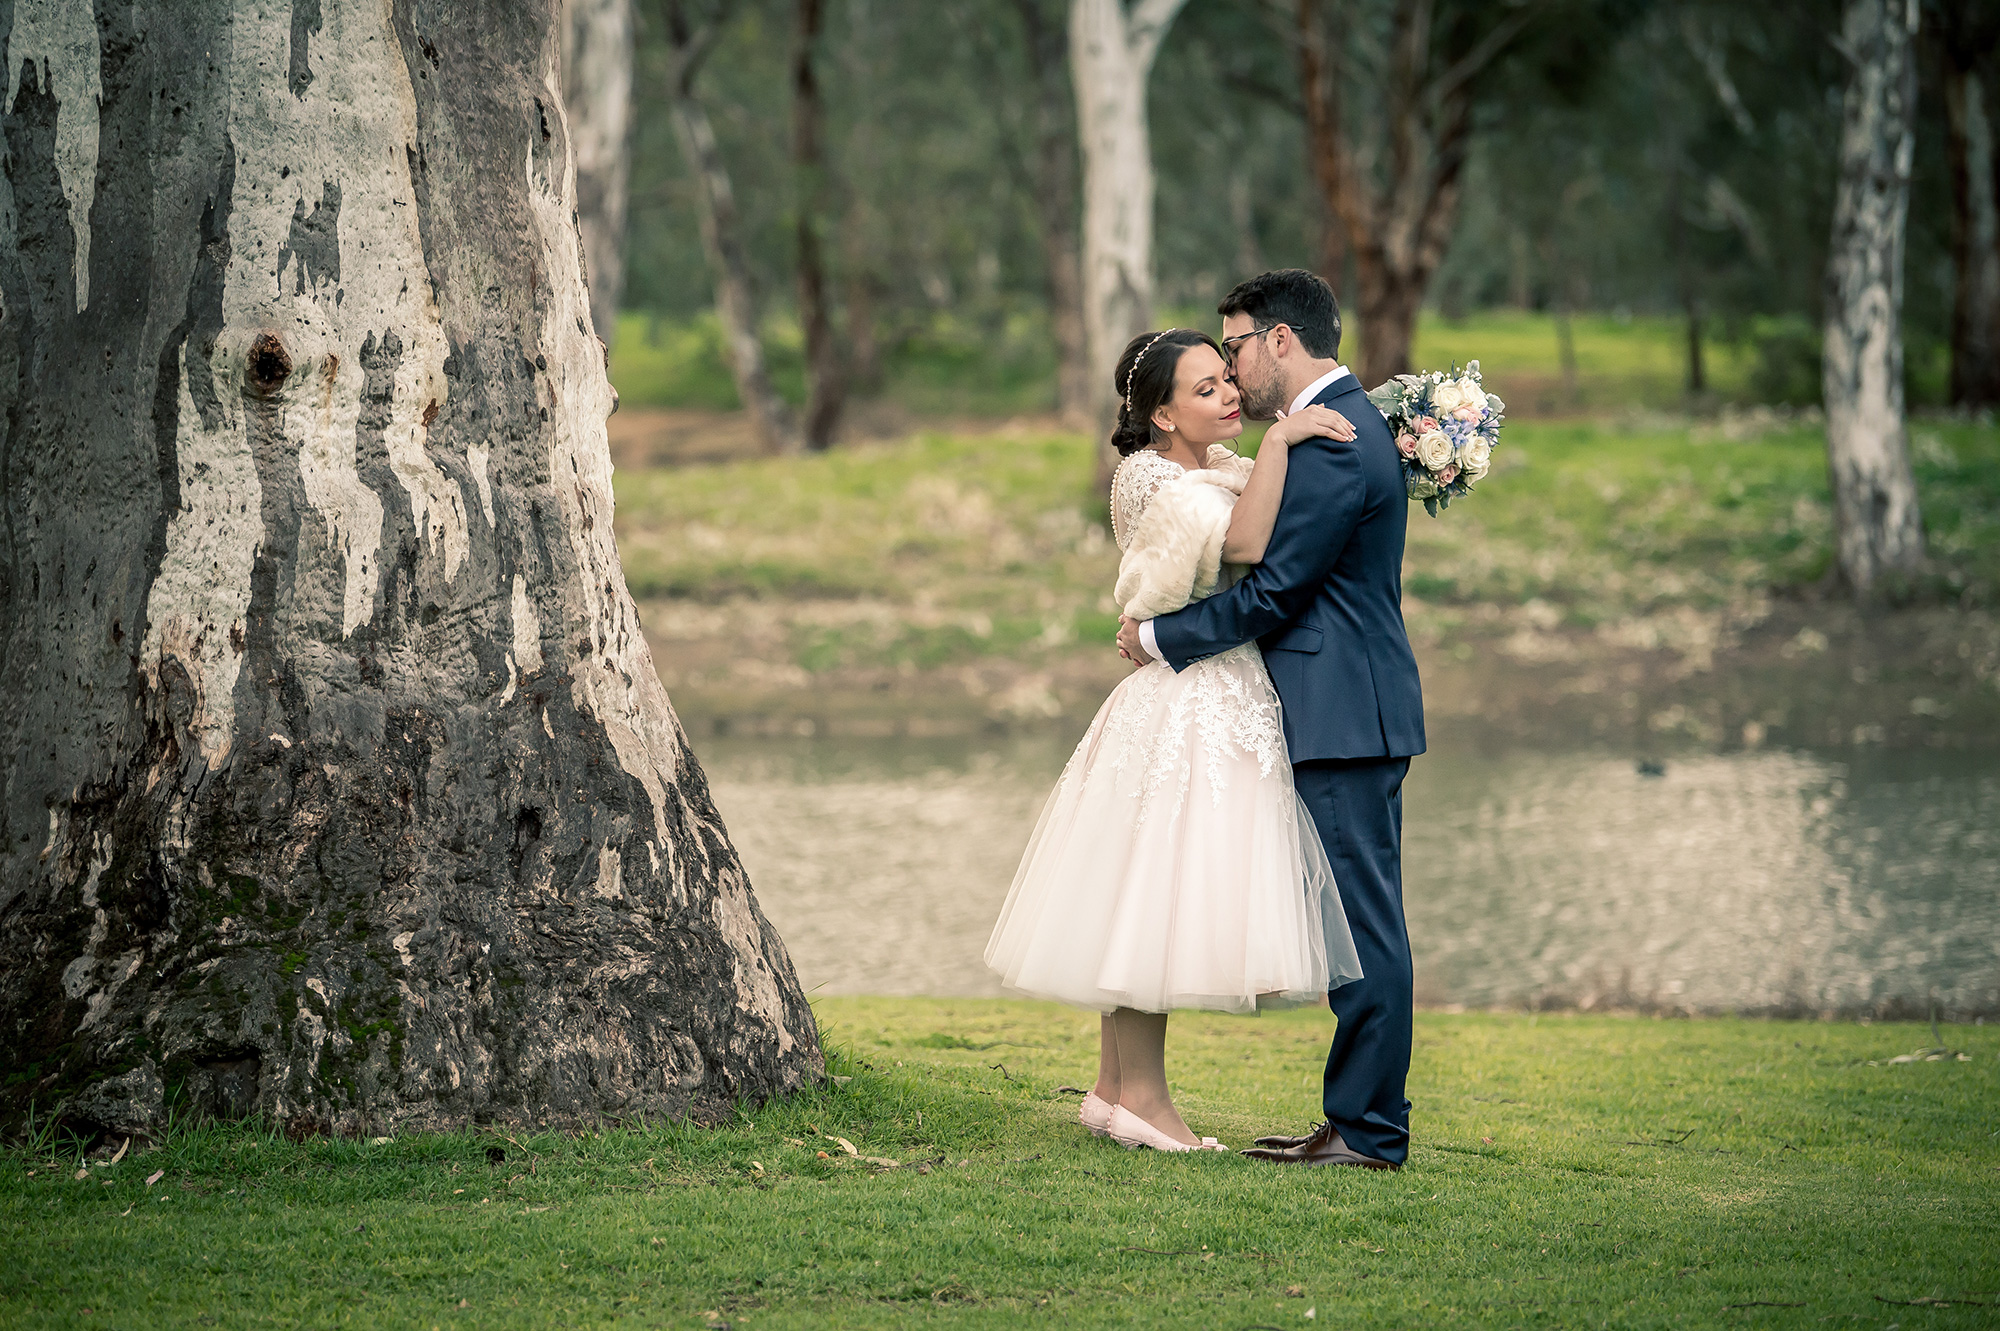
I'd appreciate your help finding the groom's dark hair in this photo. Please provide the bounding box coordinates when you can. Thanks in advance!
[1218,269,1341,360]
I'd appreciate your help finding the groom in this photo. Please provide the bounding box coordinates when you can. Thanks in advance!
[1116,268,1426,1170]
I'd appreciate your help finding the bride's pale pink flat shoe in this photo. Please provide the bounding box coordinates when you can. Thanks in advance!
[1106,1104,1228,1153]
[1080,1092,1114,1137]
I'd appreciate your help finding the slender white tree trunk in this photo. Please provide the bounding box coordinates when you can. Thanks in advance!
[563,0,635,348]
[1069,0,1188,450]
[0,0,819,1137]
[1822,0,1925,596]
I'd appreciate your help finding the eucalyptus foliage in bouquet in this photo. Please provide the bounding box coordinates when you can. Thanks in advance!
[1366,360,1504,515]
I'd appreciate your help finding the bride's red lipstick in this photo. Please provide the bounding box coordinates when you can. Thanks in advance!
[1223,409,1240,421]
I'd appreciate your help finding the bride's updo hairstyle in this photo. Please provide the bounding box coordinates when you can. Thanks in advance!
[1111,328,1222,457]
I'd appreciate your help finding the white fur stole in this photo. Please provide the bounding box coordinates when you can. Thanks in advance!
[1115,444,1255,620]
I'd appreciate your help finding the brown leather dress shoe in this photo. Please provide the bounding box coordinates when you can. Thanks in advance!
[1251,1122,1325,1150]
[1240,1121,1400,1170]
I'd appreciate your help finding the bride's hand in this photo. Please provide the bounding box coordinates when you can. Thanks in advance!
[1264,405,1356,448]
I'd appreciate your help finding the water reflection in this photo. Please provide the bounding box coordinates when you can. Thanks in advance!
[703,737,2000,1018]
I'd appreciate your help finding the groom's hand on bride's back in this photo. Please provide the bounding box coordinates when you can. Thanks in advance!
[1117,615,1153,667]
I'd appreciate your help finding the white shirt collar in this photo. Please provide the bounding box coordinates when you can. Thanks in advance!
[1283,364,1354,418]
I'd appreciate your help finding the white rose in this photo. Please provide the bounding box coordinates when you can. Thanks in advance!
[1430,380,1472,416]
[1460,435,1492,473]
[1461,455,1491,485]
[1414,429,1453,473]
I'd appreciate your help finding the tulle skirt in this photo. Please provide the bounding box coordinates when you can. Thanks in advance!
[984,643,1363,1014]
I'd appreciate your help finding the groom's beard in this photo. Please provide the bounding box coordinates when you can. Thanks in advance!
[1236,372,1288,422]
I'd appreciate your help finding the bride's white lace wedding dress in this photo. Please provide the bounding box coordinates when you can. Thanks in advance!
[983,446,1363,1014]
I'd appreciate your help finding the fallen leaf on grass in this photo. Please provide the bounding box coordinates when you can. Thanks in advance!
[107,1138,129,1166]
[145,1170,164,1187]
[1482,1137,1494,1145]
[827,1136,859,1157]
[73,1168,87,1180]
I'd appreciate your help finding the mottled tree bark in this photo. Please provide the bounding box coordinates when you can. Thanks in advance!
[1297,0,1532,388]
[563,0,636,348]
[0,0,821,1139]
[662,0,798,454]
[1823,0,1925,595]
[1070,0,1188,488]
[792,0,844,451]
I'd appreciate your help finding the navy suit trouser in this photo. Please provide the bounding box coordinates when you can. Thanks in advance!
[1293,756,1413,1166]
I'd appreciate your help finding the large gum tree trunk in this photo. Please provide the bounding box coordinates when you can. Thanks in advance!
[1069,0,1187,486]
[0,0,821,1138]
[563,0,636,349]
[1822,0,1925,595]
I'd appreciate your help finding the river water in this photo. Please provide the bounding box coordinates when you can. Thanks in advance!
[701,736,2000,1019]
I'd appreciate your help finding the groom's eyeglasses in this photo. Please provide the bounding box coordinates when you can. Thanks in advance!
[1219,324,1278,366]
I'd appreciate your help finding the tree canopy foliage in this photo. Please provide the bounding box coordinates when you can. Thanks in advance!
[622,0,1988,406]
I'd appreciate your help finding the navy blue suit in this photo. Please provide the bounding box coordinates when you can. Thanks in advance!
[1150,370,1425,1165]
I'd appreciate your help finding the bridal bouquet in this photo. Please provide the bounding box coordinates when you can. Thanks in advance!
[1367,360,1504,515]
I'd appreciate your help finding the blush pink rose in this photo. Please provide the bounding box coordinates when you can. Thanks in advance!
[1396,432,1418,458]
[1414,415,1440,434]
[1451,403,1481,422]
[1436,464,1458,485]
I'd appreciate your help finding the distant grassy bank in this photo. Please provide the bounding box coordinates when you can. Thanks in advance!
[607,307,1962,421]
[5,1004,1993,1328]
[616,415,2000,747]
[608,308,1798,420]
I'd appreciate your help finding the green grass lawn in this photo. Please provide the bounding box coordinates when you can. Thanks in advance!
[4,1003,1993,1327]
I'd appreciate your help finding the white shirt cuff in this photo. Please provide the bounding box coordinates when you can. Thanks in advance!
[1138,620,1161,661]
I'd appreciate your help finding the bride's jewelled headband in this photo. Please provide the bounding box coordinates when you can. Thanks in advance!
[1123,329,1179,413]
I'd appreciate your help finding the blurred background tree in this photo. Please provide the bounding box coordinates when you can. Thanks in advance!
[582,0,1989,429]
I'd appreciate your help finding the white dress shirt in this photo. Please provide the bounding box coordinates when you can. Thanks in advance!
[1137,362,1352,664]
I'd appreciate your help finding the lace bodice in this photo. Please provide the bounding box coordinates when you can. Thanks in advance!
[1110,450,1186,552]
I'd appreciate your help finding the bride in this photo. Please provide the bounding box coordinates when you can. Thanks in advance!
[984,328,1363,1152]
